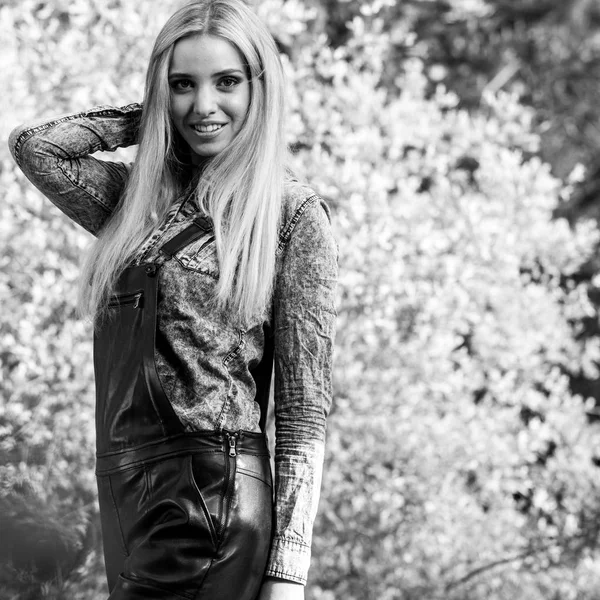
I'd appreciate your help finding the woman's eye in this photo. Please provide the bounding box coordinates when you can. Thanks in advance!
[219,76,240,89]
[170,79,193,91]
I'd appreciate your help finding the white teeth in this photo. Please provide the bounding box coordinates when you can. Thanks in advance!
[193,123,224,133]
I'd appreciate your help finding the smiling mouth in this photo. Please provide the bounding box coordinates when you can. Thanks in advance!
[192,123,225,133]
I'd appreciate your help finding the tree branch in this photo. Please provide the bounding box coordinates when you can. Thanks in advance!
[444,549,534,591]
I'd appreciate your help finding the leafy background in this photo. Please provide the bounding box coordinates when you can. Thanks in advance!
[2,0,600,598]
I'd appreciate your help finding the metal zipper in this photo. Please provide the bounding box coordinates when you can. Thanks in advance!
[218,431,240,538]
[107,291,143,309]
[226,432,238,457]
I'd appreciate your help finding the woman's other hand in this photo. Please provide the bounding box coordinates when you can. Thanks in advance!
[257,577,305,600]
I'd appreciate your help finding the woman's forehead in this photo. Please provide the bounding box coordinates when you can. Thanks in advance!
[169,34,245,76]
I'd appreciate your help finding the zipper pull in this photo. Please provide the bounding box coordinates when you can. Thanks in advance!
[132,293,142,309]
[226,433,237,457]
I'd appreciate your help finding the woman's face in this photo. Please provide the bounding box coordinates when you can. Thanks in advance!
[169,34,251,161]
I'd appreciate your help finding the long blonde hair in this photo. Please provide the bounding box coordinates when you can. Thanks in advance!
[79,0,287,325]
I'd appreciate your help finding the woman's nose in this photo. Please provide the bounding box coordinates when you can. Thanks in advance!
[193,86,217,116]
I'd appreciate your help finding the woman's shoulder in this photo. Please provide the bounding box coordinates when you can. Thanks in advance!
[280,177,332,230]
[277,177,336,256]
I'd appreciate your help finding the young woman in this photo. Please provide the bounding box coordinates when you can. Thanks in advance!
[8,1,338,599]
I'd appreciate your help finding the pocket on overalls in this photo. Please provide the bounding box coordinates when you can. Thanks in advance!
[100,454,220,595]
[142,454,220,550]
[236,453,273,489]
[96,465,149,590]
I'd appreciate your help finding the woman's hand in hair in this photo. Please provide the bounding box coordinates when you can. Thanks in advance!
[258,577,305,600]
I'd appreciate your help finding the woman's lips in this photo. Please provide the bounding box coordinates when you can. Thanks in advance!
[191,123,225,134]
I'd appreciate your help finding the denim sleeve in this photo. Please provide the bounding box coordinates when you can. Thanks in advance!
[8,104,142,236]
[267,196,338,584]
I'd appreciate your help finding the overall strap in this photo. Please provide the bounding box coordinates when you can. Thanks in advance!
[253,327,274,433]
[160,215,213,257]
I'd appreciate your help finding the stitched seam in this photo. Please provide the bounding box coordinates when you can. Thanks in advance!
[11,104,140,163]
[56,161,115,214]
[236,467,272,487]
[95,448,222,476]
[264,569,306,584]
[222,329,245,367]
[273,537,311,549]
[107,475,129,556]
[12,114,86,162]
[96,431,223,456]
[277,194,319,254]
[217,330,246,427]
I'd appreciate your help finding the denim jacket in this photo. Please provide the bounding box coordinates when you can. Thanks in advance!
[8,104,338,585]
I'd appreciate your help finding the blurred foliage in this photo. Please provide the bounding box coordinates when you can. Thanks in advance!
[305,0,600,184]
[2,0,600,599]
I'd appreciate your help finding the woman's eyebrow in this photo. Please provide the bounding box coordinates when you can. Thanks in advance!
[168,71,191,80]
[168,68,246,80]
[213,68,245,77]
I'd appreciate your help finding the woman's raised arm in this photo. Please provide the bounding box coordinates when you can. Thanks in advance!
[8,103,142,236]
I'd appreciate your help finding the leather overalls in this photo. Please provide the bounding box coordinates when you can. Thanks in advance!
[94,219,274,600]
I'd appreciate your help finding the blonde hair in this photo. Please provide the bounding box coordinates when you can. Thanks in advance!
[79,0,287,325]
